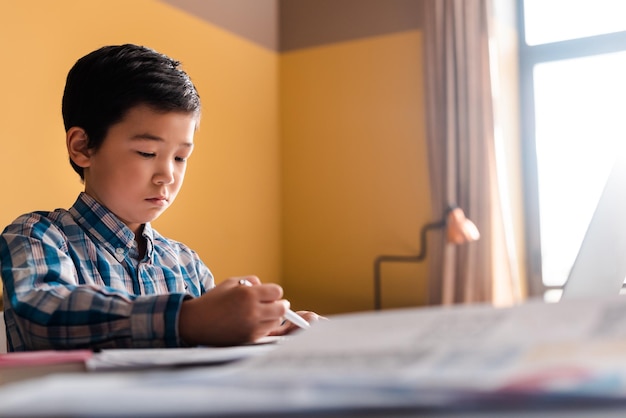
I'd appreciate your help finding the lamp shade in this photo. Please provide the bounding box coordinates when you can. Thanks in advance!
[446,207,480,245]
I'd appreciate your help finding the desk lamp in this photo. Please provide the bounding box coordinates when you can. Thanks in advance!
[373,207,480,310]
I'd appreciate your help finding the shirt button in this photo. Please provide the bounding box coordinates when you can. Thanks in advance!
[114,248,125,261]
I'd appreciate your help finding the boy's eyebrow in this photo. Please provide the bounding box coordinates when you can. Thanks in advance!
[131,133,194,147]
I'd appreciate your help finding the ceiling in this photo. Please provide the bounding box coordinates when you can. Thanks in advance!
[161,0,422,52]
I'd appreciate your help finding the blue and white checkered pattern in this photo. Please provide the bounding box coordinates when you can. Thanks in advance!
[0,193,213,351]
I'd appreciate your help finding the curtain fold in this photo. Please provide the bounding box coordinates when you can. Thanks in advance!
[422,0,521,305]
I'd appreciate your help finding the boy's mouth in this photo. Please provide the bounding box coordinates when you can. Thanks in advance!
[146,196,168,206]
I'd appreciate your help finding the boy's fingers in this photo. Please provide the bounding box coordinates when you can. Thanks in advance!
[226,275,261,287]
[255,284,284,302]
[258,300,289,322]
[230,277,283,302]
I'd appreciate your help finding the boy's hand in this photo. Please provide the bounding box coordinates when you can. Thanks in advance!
[267,310,326,336]
[178,276,288,346]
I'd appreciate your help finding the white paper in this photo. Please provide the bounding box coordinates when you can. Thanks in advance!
[235,296,626,393]
[86,342,277,371]
[3,297,626,417]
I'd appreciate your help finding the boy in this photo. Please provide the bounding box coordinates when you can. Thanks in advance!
[0,44,319,352]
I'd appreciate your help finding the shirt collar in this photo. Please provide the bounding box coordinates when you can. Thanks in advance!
[69,192,154,261]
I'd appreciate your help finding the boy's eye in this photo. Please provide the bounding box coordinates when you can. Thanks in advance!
[137,151,155,158]
[175,156,187,163]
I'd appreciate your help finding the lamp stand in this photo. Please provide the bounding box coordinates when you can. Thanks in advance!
[373,219,446,310]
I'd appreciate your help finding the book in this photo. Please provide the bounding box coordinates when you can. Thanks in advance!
[0,350,91,386]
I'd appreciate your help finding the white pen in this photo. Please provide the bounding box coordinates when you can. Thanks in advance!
[238,279,311,330]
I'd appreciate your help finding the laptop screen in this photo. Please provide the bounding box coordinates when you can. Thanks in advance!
[561,151,626,299]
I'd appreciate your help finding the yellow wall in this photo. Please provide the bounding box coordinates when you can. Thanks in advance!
[280,31,431,314]
[0,1,281,284]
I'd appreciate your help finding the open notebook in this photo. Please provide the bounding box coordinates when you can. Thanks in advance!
[561,151,626,299]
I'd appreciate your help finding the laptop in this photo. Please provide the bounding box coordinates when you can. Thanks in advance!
[561,151,626,299]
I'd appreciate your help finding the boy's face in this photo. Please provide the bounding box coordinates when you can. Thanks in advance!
[82,104,197,234]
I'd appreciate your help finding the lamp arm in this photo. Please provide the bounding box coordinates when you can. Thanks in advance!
[373,219,446,310]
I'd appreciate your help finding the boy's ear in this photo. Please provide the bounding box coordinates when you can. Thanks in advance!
[66,127,91,168]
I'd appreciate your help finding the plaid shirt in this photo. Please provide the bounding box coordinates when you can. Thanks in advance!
[0,193,213,351]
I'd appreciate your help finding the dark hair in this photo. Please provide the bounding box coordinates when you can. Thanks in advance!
[62,44,201,179]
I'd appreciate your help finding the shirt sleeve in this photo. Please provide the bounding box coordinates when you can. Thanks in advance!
[0,214,188,351]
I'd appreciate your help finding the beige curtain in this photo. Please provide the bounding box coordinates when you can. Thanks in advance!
[422,0,522,305]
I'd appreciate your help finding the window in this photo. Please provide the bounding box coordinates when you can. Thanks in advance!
[519,0,626,300]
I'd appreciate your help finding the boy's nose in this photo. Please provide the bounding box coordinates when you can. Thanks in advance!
[154,162,175,185]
